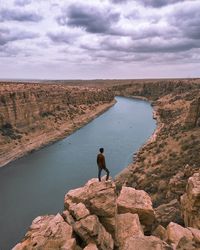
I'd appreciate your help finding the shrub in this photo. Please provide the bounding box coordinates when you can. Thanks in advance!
[41,111,53,118]
[0,123,22,139]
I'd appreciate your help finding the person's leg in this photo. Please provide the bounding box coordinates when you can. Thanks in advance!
[104,167,110,181]
[98,167,102,182]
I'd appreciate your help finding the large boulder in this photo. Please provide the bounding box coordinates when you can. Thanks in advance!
[188,227,200,243]
[83,243,98,250]
[62,210,75,225]
[65,179,117,218]
[166,222,193,248]
[155,199,183,227]
[175,227,200,249]
[115,213,144,247]
[69,202,90,221]
[12,213,78,250]
[73,214,114,250]
[121,236,173,250]
[152,225,167,241]
[176,237,197,250]
[181,172,200,229]
[117,187,155,229]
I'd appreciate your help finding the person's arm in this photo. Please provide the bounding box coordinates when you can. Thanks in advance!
[102,155,106,168]
[97,154,99,165]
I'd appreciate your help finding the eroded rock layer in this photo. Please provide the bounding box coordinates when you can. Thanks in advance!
[0,83,114,167]
[181,172,200,229]
[113,80,200,209]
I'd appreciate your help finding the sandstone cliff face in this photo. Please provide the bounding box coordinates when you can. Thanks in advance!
[13,178,200,249]
[181,172,200,229]
[185,96,200,128]
[111,79,200,101]
[0,83,114,167]
[114,83,200,207]
[110,80,200,248]
[0,83,113,129]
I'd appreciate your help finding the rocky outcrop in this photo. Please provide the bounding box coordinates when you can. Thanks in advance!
[12,213,79,250]
[181,172,200,229]
[185,97,200,128]
[122,236,173,250]
[64,178,117,218]
[166,222,200,249]
[73,214,114,250]
[13,179,174,250]
[115,213,144,247]
[117,186,155,233]
[166,222,194,248]
[0,83,114,167]
[155,199,183,227]
[109,79,200,211]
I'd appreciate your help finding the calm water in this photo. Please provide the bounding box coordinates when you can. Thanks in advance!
[0,96,156,249]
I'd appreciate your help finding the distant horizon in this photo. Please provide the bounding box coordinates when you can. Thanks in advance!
[1,76,200,82]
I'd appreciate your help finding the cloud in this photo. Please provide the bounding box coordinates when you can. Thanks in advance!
[0,44,19,57]
[111,0,126,3]
[14,0,32,6]
[0,0,199,79]
[141,0,184,8]
[0,8,42,22]
[167,1,200,40]
[111,0,184,8]
[47,30,80,44]
[57,3,120,34]
[101,36,200,54]
[0,27,39,46]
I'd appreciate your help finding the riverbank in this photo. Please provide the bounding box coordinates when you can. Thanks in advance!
[115,88,200,209]
[0,82,115,168]
[0,99,116,168]
[0,96,156,250]
[114,95,162,187]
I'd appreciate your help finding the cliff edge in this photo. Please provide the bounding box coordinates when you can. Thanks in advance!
[0,83,114,167]
[13,174,200,250]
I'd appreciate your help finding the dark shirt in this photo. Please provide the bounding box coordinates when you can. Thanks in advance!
[97,153,106,169]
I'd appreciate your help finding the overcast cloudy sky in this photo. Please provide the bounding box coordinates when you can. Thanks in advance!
[0,0,200,79]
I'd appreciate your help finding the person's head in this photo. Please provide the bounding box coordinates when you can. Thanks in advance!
[99,147,104,153]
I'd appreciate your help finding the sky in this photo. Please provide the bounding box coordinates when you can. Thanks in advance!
[0,0,200,79]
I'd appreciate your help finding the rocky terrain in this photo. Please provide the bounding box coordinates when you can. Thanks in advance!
[13,173,200,250]
[112,79,200,224]
[2,78,200,249]
[0,82,114,167]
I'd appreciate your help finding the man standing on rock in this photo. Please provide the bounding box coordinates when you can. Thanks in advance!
[97,147,110,181]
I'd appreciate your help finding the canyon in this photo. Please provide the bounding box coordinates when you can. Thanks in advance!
[0,83,114,167]
[113,79,200,207]
[1,78,200,249]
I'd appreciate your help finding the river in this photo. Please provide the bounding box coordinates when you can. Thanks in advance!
[0,96,156,249]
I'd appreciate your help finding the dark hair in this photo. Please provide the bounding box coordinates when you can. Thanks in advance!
[99,148,104,153]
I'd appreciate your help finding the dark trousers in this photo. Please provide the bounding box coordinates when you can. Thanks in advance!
[98,167,110,181]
